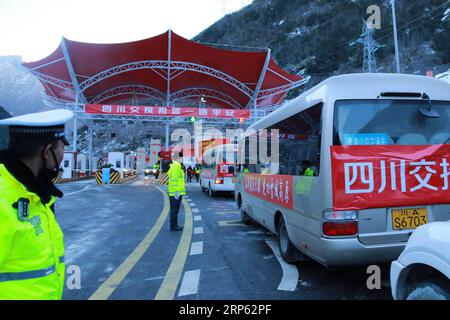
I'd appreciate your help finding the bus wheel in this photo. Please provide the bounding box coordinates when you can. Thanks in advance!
[208,184,216,197]
[240,208,252,225]
[277,217,297,264]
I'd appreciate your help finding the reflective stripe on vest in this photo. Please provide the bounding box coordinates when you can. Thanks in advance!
[0,265,56,283]
[59,256,65,263]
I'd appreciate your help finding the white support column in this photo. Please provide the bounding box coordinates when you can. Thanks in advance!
[88,127,93,173]
[61,37,87,103]
[72,116,77,152]
[249,49,271,120]
[166,30,172,106]
[165,121,170,150]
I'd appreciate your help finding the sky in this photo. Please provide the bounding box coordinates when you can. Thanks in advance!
[0,0,252,62]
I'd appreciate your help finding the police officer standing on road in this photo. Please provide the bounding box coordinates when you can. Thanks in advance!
[167,151,186,231]
[0,109,73,299]
[153,161,160,179]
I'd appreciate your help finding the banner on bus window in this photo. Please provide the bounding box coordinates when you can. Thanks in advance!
[85,104,251,119]
[331,145,450,211]
[244,174,293,209]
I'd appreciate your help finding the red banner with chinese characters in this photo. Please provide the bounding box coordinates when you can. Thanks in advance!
[85,104,251,119]
[244,173,293,209]
[331,145,450,211]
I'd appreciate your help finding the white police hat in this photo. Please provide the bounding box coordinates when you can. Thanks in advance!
[0,109,74,146]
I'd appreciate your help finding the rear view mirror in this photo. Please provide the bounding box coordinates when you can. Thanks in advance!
[419,105,440,118]
[420,93,440,118]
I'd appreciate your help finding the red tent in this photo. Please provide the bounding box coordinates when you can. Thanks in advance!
[22,30,308,110]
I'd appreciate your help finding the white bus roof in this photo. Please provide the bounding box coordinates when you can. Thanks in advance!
[246,73,450,135]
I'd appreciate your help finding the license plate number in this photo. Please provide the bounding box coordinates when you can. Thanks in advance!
[392,208,428,230]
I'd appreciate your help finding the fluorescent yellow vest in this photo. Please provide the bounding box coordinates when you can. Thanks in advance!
[0,164,65,300]
[167,161,186,196]
[304,167,314,176]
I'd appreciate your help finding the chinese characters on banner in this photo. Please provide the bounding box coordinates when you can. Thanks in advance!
[244,174,293,209]
[331,145,450,210]
[85,104,251,119]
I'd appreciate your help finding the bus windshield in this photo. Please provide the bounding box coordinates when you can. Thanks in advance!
[333,99,450,146]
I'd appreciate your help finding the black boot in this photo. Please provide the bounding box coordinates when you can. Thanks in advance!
[170,225,183,232]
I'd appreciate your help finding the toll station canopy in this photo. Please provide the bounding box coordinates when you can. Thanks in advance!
[22,30,308,111]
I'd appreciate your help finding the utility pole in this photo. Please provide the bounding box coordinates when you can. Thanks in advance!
[391,0,401,73]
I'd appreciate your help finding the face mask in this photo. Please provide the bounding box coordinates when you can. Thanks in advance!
[39,147,61,182]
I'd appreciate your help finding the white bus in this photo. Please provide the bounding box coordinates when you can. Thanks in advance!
[235,73,450,266]
[200,144,237,197]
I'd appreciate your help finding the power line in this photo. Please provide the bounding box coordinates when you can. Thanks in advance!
[375,1,449,43]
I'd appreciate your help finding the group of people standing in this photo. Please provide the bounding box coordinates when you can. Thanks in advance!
[185,166,200,183]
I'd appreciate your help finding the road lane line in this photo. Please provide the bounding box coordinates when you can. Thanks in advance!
[155,198,193,300]
[178,270,201,297]
[65,185,90,196]
[193,215,202,221]
[217,220,247,227]
[214,211,240,215]
[89,186,169,300]
[193,227,204,234]
[265,240,299,291]
[190,203,196,207]
[190,241,203,255]
[192,208,200,213]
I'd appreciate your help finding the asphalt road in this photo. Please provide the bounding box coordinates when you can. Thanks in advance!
[55,176,392,300]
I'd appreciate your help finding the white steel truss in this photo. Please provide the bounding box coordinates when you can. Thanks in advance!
[78,60,255,98]
[170,88,243,109]
[89,85,166,104]
[257,76,311,99]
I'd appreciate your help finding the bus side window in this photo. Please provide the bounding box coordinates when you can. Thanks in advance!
[268,102,323,176]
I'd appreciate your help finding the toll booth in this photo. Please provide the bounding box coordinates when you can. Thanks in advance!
[136,147,146,173]
[77,153,87,177]
[62,152,76,179]
[125,153,137,172]
[91,156,100,174]
[108,152,125,177]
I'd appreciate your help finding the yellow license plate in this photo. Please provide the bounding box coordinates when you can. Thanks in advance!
[392,208,428,230]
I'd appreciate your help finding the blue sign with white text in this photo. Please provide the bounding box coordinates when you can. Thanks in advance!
[343,133,390,146]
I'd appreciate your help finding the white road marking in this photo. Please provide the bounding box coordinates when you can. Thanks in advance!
[144,276,166,281]
[193,227,204,234]
[193,215,202,221]
[265,240,299,292]
[178,270,201,297]
[190,203,197,207]
[192,208,200,213]
[190,241,203,255]
[65,185,90,196]
[186,199,193,202]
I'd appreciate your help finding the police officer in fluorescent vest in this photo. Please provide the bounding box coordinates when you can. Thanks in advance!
[167,151,186,231]
[0,109,73,300]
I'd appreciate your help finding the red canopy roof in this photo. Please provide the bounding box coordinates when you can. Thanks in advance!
[23,31,306,110]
